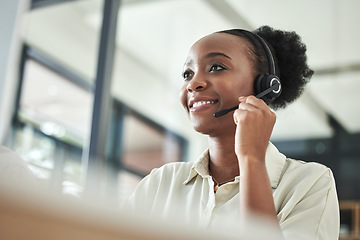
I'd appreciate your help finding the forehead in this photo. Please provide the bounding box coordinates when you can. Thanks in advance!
[185,33,250,64]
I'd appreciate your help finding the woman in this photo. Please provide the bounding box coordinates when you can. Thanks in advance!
[124,26,339,239]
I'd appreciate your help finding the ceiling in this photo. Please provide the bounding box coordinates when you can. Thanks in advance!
[24,0,360,157]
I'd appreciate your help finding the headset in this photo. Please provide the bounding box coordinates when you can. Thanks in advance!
[214,30,282,118]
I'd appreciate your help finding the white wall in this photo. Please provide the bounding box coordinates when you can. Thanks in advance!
[0,0,30,144]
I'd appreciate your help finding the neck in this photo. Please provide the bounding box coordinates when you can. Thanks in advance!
[208,134,240,184]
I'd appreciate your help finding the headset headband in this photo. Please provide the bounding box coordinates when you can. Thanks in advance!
[241,30,276,76]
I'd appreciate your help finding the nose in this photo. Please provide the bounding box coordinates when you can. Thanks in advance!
[187,76,207,93]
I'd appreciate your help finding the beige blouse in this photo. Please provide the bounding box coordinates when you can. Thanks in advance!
[125,142,340,240]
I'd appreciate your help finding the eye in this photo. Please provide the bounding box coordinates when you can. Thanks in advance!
[209,64,225,72]
[182,70,193,80]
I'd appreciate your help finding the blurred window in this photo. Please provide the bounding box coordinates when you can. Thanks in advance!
[11,0,188,200]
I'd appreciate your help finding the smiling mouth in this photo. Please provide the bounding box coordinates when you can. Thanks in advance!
[189,100,218,111]
[193,100,216,108]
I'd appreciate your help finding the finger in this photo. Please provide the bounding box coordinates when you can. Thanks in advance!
[244,95,268,110]
[238,101,258,112]
[238,95,266,108]
[238,96,271,114]
[234,96,274,123]
[238,96,266,112]
[233,104,256,125]
[237,96,258,112]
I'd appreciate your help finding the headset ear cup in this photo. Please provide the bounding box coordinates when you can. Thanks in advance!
[254,74,268,96]
[265,75,282,101]
[254,74,281,103]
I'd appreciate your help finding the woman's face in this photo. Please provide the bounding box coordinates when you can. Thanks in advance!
[179,33,256,135]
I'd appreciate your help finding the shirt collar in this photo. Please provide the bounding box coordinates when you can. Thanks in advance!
[183,149,210,185]
[183,142,286,189]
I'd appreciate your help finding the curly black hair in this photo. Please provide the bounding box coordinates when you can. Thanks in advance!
[218,26,313,110]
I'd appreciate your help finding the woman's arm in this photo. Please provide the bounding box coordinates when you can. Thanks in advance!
[233,96,279,224]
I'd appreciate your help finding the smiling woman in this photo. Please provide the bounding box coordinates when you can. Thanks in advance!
[123,26,339,240]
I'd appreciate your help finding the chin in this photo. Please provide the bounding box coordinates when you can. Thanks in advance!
[192,126,212,136]
[191,115,236,136]
[190,118,218,136]
[190,117,210,134]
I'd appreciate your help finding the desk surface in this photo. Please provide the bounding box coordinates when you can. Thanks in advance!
[0,181,283,240]
[0,145,282,240]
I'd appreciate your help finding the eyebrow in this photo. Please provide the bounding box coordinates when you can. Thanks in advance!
[184,52,232,66]
[204,52,232,60]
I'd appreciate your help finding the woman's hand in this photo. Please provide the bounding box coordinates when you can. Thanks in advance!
[233,96,276,163]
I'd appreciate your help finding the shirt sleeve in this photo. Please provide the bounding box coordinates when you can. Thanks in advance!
[278,167,339,240]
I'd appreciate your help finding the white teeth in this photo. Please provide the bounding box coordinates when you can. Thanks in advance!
[192,101,215,108]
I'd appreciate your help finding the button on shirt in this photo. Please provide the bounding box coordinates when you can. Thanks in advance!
[124,142,339,240]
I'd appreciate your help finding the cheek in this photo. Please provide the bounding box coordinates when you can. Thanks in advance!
[224,77,254,98]
[179,87,188,110]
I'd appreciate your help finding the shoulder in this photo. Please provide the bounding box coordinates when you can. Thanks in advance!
[155,161,194,172]
[145,161,195,183]
[276,158,339,239]
[284,158,333,181]
[123,161,196,211]
[276,157,336,199]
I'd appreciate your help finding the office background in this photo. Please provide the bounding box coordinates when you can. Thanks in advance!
[1,0,360,238]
